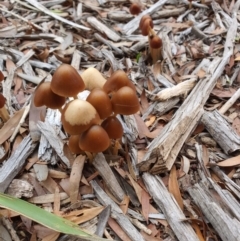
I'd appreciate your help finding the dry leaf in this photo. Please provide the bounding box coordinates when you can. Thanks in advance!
[217,155,240,167]
[108,217,132,241]
[0,108,25,145]
[41,232,60,241]
[211,88,236,98]
[141,189,150,223]
[168,165,183,210]
[119,195,130,214]
[134,114,162,139]
[64,206,104,224]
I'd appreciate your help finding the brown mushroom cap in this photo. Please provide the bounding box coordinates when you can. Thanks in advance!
[150,36,162,49]
[141,18,153,36]
[79,125,110,153]
[61,99,100,135]
[51,64,85,97]
[0,93,5,108]
[111,86,140,115]
[101,116,123,140]
[68,135,84,154]
[130,3,141,15]
[34,82,65,109]
[139,15,152,30]
[86,88,112,119]
[103,70,136,94]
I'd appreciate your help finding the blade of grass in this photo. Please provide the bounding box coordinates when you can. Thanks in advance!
[0,193,109,241]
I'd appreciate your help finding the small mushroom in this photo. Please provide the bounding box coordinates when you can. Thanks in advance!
[61,99,100,135]
[149,35,162,64]
[129,3,141,15]
[34,82,65,109]
[111,86,140,115]
[51,64,85,98]
[68,135,84,154]
[86,88,112,119]
[81,67,107,91]
[0,94,9,122]
[139,15,153,36]
[103,70,136,94]
[101,116,123,140]
[79,125,110,153]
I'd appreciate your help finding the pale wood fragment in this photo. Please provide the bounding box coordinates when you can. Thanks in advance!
[25,0,90,30]
[6,179,33,198]
[87,17,120,42]
[0,135,37,192]
[137,15,238,174]
[94,33,123,56]
[219,87,240,114]
[188,183,240,241]
[92,153,125,202]
[201,110,240,154]
[95,206,111,237]
[33,163,48,182]
[37,121,70,167]
[143,173,199,241]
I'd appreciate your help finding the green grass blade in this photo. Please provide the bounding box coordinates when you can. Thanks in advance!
[0,193,108,240]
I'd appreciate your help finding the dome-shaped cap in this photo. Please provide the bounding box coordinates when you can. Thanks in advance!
[130,3,141,15]
[68,135,84,154]
[81,67,107,91]
[111,86,140,115]
[150,36,162,49]
[79,125,110,153]
[61,99,100,135]
[51,64,85,97]
[101,116,123,139]
[139,15,152,30]
[86,88,112,119]
[34,82,65,109]
[103,70,136,94]
[141,18,153,36]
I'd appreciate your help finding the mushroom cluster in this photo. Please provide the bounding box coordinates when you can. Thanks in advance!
[139,15,162,64]
[129,4,163,64]
[34,65,140,154]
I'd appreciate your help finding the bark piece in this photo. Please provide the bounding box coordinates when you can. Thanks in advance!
[37,121,70,168]
[0,135,37,192]
[95,205,111,237]
[188,183,240,241]
[87,17,120,42]
[92,153,125,202]
[143,173,199,241]
[201,110,240,154]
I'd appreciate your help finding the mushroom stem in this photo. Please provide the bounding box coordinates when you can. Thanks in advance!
[189,1,192,8]
[148,35,162,64]
[58,108,63,114]
[0,106,10,122]
[73,95,78,100]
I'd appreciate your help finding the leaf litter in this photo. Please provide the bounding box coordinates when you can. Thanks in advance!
[0,0,240,240]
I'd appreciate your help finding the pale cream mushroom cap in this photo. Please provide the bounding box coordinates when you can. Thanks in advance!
[61,99,100,135]
[81,67,107,91]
